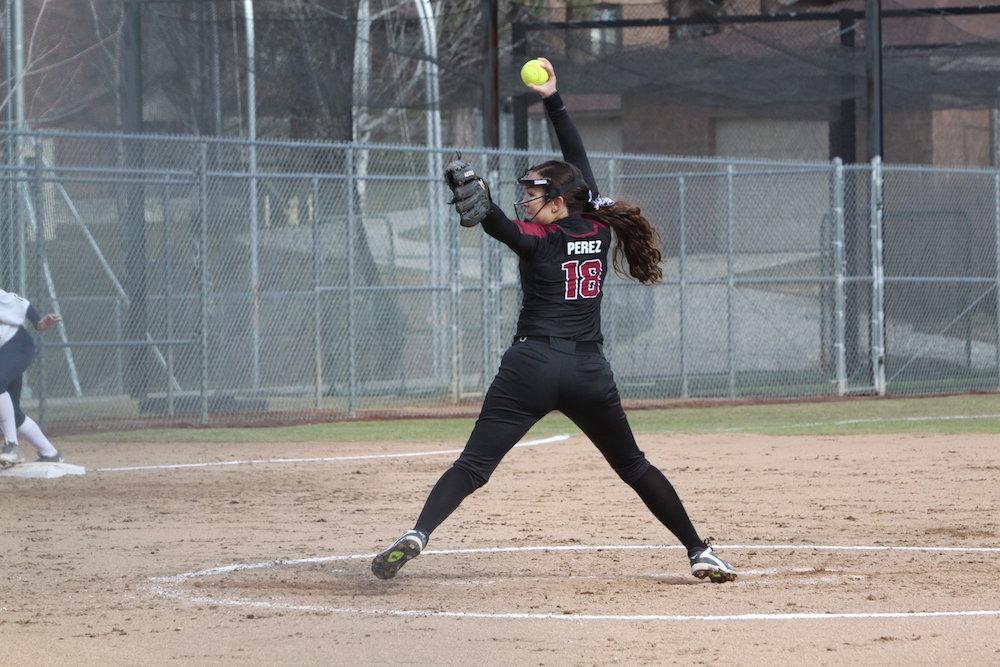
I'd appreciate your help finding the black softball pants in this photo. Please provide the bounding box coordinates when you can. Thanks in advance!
[414,337,705,552]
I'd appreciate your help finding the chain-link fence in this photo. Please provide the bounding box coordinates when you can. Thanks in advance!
[6,1,1000,164]
[1,128,999,432]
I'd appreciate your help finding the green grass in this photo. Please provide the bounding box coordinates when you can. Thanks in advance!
[69,393,1000,443]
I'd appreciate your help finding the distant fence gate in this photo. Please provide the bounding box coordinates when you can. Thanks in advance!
[2,129,999,431]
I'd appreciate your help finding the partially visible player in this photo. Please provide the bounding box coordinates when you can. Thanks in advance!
[0,288,65,467]
[372,57,736,583]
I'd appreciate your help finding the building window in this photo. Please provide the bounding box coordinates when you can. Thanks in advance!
[590,3,622,56]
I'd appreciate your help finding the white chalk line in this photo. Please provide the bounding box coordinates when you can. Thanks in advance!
[151,543,1000,583]
[94,412,1000,472]
[717,413,1000,433]
[147,543,1000,623]
[96,434,571,473]
[418,568,861,587]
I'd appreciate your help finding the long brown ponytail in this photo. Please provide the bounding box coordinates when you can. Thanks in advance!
[588,201,662,285]
[533,161,663,285]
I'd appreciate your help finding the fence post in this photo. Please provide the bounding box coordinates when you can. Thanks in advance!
[311,176,323,410]
[162,184,175,416]
[869,157,886,396]
[994,172,1000,391]
[678,176,688,399]
[114,297,125,395]
[198,142,210,424]
[726,164,736,400]
[833,159,847,396]
[480,153,492,396]
[30,140,47,428]
[430,147,445,385]
[449,159,462,403]
[346,146,358,418]
[608,158,619,199]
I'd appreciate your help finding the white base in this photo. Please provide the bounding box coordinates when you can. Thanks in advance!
[0,462,86,479]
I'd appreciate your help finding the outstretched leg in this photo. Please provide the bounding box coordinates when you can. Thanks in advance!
[559,353,735,582]
[562,399,706,553]
[372,341,555,579]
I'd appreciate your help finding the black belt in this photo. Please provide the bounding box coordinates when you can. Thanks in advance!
[515,335,602,354]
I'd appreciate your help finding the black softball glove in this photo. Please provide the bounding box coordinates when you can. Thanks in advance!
[444,157,491,228]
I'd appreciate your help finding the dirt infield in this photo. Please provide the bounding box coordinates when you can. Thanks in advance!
[3,432,999,664]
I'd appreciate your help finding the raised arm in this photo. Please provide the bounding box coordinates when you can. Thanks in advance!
[527,58,599,196]
[443,158,540,257]
[482,203,542,255]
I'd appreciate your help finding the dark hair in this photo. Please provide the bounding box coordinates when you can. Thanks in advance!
[531,160,663,285]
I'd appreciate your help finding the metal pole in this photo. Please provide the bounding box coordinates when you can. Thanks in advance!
[198,143,210,424]
[449,162,462,403]
[30,146,46,428]
[3,0,17,291]
[994,172,1000,391]
[414,0,444,384]
[833,159,847,396]
[14,0,25,294]
[483,0,500,149]
[678,176,689,399]
[122,0,150,399]
[243,0,261,389]
[869,157,886,395]
[511,22,528,152]
[964,213,973,369]
[865,0,884,159]
[480,154,491,394]
[208,1,223,136]
[114,298,125,394]
[831,10,857,164]
[163,186,175,416]
[480,222,490,395]
[865,0,884,160]
[346,147,358,418]
[726,165,735,400]
[311,176,323,409]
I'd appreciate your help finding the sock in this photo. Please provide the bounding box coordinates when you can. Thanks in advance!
[414,466,480,538]
[17,417,58,457]
[629,466,706,554]
[0,392,17,444]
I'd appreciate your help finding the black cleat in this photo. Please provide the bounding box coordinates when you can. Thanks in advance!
[36,449,64,463]
[689,540,738,583]
[371,529,427,580]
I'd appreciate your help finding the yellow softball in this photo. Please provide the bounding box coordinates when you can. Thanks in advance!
[520,59,549,87]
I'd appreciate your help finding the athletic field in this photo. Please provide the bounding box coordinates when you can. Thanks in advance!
[4,395,999,664]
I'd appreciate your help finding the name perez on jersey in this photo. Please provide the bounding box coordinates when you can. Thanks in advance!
[566,240,602,256]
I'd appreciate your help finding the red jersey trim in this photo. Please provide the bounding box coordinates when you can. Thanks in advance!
[561,216,607,239]
[513,218,560,238]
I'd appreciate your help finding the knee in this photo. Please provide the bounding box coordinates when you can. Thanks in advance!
[452,457,494,489]
[615,456,652,486]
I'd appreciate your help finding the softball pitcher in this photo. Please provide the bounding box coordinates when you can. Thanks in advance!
[372,58,736,583]
[0,289,64,467]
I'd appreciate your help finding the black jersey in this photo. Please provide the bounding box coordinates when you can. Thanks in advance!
[484,209,611,342]
[480,92,609,342]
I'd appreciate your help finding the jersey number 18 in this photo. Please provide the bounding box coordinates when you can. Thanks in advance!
[561,259,603,300]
